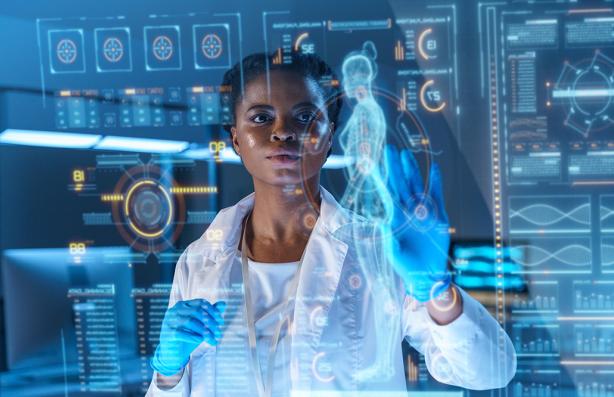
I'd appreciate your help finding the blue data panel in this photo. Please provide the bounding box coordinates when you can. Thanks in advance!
[479,2,614,397]
[3,1,614,397]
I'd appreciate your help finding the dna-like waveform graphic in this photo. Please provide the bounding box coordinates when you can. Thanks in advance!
[510,203,590,227]
[513,243,592,267]
[509,116,548,141]
[600,203,614,225]
[602,241,614,268]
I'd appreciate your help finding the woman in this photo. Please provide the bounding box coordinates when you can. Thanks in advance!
[146,52,517,397]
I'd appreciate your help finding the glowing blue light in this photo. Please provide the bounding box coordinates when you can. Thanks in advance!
[323,154,355,169]
[94,136,190,153]
[0,129,101,149]
[454,246,523,261]
[453,260,521,273]
[455,274,525,290]
[552,89,614,98]
[181,148,214,160]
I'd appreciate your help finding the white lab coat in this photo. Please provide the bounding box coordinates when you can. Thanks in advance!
[146,187,516,396]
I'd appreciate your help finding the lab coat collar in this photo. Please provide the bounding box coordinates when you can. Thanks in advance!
[206,186,355,263]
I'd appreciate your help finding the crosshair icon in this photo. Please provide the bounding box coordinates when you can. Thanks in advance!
[201,34,223,59]
[102,37,124,62]
[152,35,174,61]
[56,39,78,64]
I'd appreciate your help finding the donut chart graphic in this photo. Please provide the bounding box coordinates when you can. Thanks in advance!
[420,79,446,112]
[417,27,437,60]
[152,35,174,61]
[102,37,124,62]
[201,33,222,59]
[56,39,78,64]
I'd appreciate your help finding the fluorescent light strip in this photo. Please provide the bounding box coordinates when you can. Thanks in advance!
[0,128,354,169]
[218,148,354,169]
[0,129,101,149]
[181,147,214,160]
[94,136,190,153]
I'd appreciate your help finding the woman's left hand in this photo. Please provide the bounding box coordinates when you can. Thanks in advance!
[382,144,451,302]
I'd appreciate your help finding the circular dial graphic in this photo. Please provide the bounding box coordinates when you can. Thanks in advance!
[110,165,186,252]
[201,34,223,59]
[571,66,611,116]
[417,28,438,60]
[102,37,124,62]
[56,39,78,64]
[124,180,173,238]
[420,79,446,112]
[152,35,174,61]
[552,51,614,137]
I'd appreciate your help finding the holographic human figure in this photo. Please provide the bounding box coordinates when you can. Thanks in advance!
[338,42,402,381]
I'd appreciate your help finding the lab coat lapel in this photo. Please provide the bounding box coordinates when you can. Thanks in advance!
[189,192,253,319]
[290,188,351,390]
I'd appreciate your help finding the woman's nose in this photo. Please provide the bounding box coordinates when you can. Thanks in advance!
[270,128,296,142]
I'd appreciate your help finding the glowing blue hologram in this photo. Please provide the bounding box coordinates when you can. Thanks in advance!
[336,41,402,382]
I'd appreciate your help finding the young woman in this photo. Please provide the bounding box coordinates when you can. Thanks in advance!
[146,52,516,397]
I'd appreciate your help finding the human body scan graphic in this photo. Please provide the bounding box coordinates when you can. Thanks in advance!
[337,42,403,381]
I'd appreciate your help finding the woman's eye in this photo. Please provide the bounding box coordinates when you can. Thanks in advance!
[251,114,272,124]
[297,112,316,123]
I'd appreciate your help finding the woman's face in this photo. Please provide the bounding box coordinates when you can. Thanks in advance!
[231,70,333,187]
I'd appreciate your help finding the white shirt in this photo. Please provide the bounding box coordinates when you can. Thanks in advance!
[247,256,299,397]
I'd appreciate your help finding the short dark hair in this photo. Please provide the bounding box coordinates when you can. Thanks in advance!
[221,51,342,156]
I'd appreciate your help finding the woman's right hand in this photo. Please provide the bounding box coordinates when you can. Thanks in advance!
[151,299,226,377]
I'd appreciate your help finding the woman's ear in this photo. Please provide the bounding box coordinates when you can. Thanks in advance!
[231,126,240,155]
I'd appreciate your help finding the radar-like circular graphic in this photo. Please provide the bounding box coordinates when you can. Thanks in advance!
[124,180,173,239]
[152,35,174,61]
[553,51,614,138]
[102,37,124,62]
[56,39,78,64]
[201,34,223,59]
[110,165,186,252]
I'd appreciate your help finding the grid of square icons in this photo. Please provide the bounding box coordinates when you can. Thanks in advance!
[192,24,231,69]
[144,26,182,71]
[94,27,133,72]
[47,29,86,74]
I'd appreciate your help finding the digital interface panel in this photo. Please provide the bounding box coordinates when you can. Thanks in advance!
[37,13,239,138]
[480,1,614,396]
[1,0,614,396]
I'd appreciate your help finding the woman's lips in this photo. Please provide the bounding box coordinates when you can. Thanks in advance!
[267,154,301,165]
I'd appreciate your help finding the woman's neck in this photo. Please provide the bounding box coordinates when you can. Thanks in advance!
[250,178,321,243]
[241,176,321,263]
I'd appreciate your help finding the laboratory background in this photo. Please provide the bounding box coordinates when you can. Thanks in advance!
[1,0,613,395]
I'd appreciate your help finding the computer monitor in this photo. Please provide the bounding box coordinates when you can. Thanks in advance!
[1,247,135,371]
